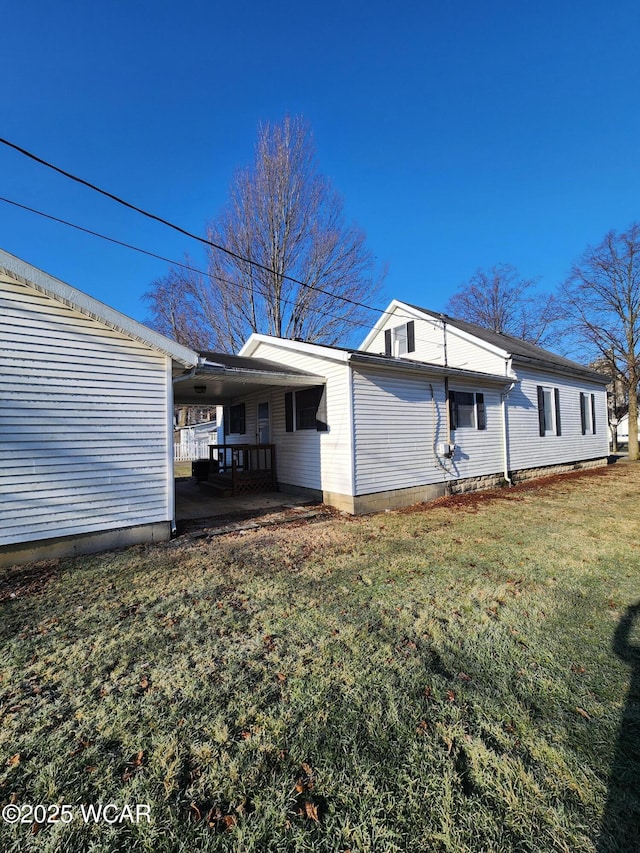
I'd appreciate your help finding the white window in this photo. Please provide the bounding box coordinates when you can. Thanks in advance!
[393,324,408,356]
[384,321,415,357]
[580,393,596,435]
[449,391,486,431]
[537,386,561,437]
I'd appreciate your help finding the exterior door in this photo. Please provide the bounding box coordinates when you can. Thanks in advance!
[257,401,270,444]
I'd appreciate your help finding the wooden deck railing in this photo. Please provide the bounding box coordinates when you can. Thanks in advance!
[207,443,277,495]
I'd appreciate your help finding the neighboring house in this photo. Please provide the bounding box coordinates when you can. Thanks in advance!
[0,250,199,567]
[174,419,219,446]
[181,300,609,513]
[610,413,636,445]
[174,420,219,462]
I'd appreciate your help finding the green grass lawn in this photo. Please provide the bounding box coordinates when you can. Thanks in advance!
[173,462,193,479]
[1,464,639,852]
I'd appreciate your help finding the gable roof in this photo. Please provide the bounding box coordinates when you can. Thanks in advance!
[241,333,511,385]
[0,249,198,368]
[405,302,609,384]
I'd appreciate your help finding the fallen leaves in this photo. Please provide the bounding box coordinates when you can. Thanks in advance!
[69,738,92,757]
[122,750,145,782]
[575,707,591,721]
[189,799,250,832]
[292,762,326,824]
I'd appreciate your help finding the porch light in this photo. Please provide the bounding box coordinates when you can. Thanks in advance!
[194,385,207,394]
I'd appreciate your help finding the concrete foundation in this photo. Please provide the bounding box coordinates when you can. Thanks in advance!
[508,456,608,484]
[285,456,610,515]
[0,522,171,569]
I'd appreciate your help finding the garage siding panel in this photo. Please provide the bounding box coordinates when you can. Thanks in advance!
[0,277,171,546]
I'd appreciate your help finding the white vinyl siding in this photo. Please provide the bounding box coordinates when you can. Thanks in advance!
[352,368,445,494]
[362,305,509,376]
[0,277,172,546]
[365,309,445,365]
[506,368,609,471]
[233,341,352,495]
[447,383,503,479]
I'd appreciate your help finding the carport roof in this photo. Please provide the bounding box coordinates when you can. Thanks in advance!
[173,352,325,405]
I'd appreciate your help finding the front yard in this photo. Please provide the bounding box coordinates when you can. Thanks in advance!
[1,464,639,852]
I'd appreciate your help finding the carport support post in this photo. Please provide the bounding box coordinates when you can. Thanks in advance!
[166,358,177,534]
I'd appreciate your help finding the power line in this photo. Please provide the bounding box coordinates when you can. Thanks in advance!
[0,136,385,318]
[0,191,447,351]
[0,194,378,336]
[0,136,448,340]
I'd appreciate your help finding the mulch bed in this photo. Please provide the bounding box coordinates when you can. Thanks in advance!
[399,461,627,514]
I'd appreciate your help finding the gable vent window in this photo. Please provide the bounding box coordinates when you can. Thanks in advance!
[449,391,486,431]
[537,386,561,437]
[580,392,596,435]
[384,321,415,357]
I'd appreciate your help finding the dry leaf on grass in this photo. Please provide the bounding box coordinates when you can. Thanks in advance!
[304,801,319,822]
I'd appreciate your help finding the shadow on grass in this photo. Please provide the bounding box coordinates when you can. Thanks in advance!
[597,602,640,852]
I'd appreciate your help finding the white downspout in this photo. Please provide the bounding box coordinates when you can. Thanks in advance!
[501,375,516,487]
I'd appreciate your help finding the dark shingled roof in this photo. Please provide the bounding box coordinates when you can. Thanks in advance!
[406,304,608,384]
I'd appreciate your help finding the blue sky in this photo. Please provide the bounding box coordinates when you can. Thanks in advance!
[2,1,639,345]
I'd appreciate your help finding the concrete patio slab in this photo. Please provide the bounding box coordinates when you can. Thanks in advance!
[174,477,314,524]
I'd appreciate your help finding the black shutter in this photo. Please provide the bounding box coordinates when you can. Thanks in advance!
[315,386,328,432]
[384,328,392,356]
[238,403,246,435]
[285,392,293,432]
[476,393,486,430]
[554,388,561,436]
[407,321,415,353]
[223,405,230,437]
[449,390,457,430]
[580,393,586,435]
[591,393,596,434]
[537,386,546,436]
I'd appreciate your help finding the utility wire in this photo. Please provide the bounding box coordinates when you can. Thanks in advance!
[0,136,385,318]
[0,137,449,345]
[0,192,446,350]
[0,195,377,336]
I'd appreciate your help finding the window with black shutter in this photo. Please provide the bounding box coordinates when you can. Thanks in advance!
[285,387,328,432]
[449,390,487,431]
[385,321,416,356]
[537,386,558,436]
[227,403,246,435]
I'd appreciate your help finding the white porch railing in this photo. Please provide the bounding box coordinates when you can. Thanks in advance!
[173,439,212,462]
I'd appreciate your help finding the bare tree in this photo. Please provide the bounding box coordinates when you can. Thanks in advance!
[146,115,383,352]
[446,264,560,347]
[143,264,213,350]
[564,223,640,461]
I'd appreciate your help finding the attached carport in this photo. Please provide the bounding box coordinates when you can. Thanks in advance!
[173,352,325,405]
[172,352,326,510]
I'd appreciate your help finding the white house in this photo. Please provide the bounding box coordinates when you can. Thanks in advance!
[1,251,611,565]
[181,300,609,513]
[0,250,199,567]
